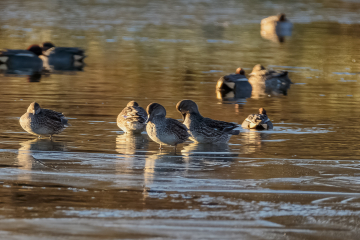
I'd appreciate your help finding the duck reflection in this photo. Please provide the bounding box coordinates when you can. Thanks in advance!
[17,139,66,181]
[142,152,187,199]
[115,134,149,175]
[115,133,149,155]
[182,142,238,162]
[240,130,269,154]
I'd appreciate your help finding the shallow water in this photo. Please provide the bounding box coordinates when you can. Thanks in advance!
[1,0,360,239]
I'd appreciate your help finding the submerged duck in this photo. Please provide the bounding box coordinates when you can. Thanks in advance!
[242,108,273,130]
[41,42,86,71]
[176,99,240,144]
[20,102,71,139]
[117,101,147,134]
[0,45,43,72]
[249,64,292,97]
[146,103,189,151]
[216,67,252,100]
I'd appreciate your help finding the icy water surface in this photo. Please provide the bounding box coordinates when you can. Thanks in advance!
[1,0,360,239]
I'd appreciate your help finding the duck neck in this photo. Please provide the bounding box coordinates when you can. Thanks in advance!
[188,112,203,121]
[150,115,166,124]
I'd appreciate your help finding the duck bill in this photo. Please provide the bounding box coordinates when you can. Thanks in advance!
[181,113,186,121]
[145,114,153,124]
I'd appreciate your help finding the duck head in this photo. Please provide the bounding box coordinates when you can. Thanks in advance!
[278,13,287,22]
[27,102,41,115]
[27,45,43,56]
[176,100,200,120]
[236,67,245,75]
[42,42,55,52]
[249,64,266,75]
[146,103,166,123]
[127,101,139,107]
[216,67,245,91]
[259,108,267,115]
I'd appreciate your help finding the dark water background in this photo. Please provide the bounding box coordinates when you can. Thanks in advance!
[1,0,360,239]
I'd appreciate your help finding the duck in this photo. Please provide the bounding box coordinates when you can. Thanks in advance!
[0,45,43,72]
[19,102,71,139]
[176,99,240,144]
[261,14,292,43]
[261,14,293,33]
[117,101,147,134]
[40,42,86,71]
[242,108,273,130]
[216,67,252,100]
[248,64,292,97]
[145,103,189,151]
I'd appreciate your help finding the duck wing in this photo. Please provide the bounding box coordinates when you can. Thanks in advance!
[121,106,147,124]
[245,114,270,124]
[202,117,238,133]
[166,118,189,141]
[40,109,70,126]
[52,47,85,55]
[0,49,36,56]
[266,70,292,83]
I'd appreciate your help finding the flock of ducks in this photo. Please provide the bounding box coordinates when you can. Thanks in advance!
[19,100,272,151]
[13,14,293,151]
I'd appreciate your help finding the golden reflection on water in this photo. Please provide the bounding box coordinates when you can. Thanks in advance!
[2,0,360,238]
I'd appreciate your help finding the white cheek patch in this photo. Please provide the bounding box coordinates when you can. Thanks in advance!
[0,56,9,63]
[224,81,235,90]
[249,123,258,129]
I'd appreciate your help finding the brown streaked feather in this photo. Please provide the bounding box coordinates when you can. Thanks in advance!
[120,105,147,124]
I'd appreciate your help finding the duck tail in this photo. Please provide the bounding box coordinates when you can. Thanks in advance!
[62,118,71,127]
[230,130,240,135]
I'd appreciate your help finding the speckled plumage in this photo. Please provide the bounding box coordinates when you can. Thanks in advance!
[249,64,292,97]
[117,101,147,134]
[146,103,189,150]
[176,100,239,144]
[19,102,70,138]
[242,108,273,130]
